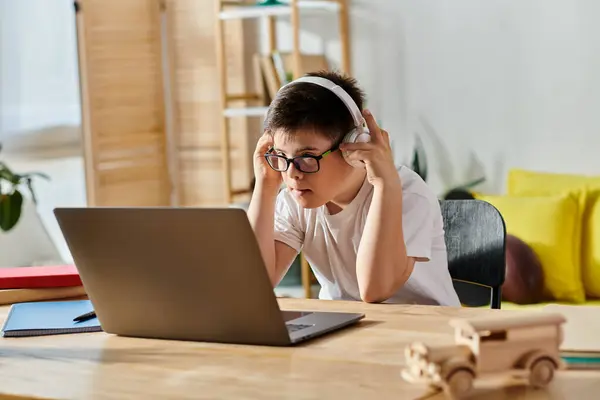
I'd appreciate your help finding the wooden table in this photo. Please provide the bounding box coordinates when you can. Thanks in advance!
[0,299,598,399]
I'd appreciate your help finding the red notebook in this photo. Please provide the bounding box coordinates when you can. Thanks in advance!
[0,265,82,289]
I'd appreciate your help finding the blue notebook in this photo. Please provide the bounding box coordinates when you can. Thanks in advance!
[562,356,600,370]
[1,300,102,337]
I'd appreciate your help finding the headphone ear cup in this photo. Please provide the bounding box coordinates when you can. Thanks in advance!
[342,128,359,144]
[341,128,368,168]
[355,127,371,144]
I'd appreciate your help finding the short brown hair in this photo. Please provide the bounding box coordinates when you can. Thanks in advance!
[263,70,366,144]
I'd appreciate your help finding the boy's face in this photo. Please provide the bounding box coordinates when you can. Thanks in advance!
[271,129,356,208]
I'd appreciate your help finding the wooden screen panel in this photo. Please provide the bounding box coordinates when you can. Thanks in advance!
[76,0,172,206]
[165,0,255,206]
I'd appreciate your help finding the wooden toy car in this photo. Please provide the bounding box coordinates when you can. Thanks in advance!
[401,312,566,397]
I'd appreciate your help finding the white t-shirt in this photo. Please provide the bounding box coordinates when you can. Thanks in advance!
[273,166,461,306]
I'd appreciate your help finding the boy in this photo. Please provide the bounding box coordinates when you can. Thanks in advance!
[247,71,460,306]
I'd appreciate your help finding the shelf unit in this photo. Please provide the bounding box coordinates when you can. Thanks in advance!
[215,0,351,298]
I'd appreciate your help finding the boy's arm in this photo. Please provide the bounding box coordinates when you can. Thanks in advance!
[340,109,421,303]
[248,133,299,287]
[247,183,299,287]
[355,182,416,303]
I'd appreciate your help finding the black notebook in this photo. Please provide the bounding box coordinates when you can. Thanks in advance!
[1,299,102,337]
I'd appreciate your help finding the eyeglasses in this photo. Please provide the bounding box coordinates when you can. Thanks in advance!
[264,146,338,173]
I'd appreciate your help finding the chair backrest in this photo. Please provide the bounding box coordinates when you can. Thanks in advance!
[440,199,507,309]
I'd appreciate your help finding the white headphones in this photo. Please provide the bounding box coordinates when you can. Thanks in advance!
[269,76,371,168]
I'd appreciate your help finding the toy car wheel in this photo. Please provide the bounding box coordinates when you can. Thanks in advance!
[529,358,555,388]
[445,369,474,397]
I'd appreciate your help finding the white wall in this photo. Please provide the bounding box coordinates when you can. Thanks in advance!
[0,0,81,138]
[266,0,600,195]
[0,0,84,265]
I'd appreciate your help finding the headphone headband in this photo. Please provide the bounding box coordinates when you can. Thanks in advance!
[278,76,365,130]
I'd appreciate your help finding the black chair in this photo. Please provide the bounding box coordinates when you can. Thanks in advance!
[440,199,507,309]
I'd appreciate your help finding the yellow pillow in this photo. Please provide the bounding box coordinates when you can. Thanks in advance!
[507,168,600,195]
[507,169,600,298]
[477,192,585,303]
[580,189,600,297]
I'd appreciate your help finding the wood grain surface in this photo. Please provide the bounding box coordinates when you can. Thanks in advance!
[0,299,598,400]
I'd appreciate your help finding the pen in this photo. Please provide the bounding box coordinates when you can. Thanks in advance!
[73,310,96,323]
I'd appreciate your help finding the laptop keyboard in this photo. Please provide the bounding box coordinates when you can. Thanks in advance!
[286,323,313,333]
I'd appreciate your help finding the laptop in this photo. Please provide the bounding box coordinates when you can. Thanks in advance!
[53,207,365,346]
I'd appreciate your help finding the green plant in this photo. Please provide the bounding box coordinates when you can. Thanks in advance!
[411,135,428,182]
[409,135,485,200]
[0,143,49,232]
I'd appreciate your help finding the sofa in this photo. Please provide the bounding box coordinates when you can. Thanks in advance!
[475,168,600,309]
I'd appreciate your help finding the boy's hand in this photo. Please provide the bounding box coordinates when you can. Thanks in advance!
[340,110,400,189]
[253,132,282,190]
